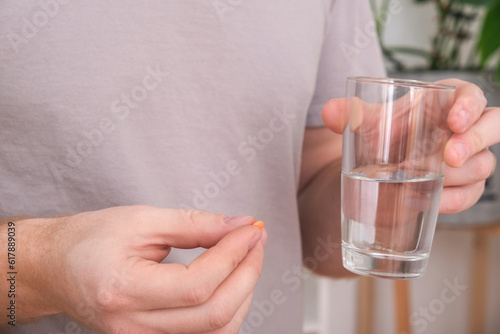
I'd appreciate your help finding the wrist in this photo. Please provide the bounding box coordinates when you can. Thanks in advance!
[1,217,64,323]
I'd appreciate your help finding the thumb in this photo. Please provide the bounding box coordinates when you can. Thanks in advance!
[135,207,256,249]
[322,98,349,134]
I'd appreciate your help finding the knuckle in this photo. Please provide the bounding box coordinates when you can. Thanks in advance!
[95,288,115,310]
[185,284,211,305]
[472,155,493,180]
[448,183,485,213]
[460,91,481,113]
[446,189,469,214]
[190,209,207,217]
[470,182,486,207]
[467,130,484,153]
[247,254,263,279]
[480,94,488,109]
[181,209,208,225]
[474,85,488,108]
[208,301,234,330]
[227,249,243,273]
[94,287,126,312]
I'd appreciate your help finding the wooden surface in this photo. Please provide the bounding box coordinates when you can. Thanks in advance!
[357,276,375,334]
[394,280,412,334]
[355,222,500,334]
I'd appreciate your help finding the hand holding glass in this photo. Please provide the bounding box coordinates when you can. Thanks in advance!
[341,77,456,279]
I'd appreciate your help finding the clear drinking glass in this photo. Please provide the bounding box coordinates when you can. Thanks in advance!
[341,77,456,279]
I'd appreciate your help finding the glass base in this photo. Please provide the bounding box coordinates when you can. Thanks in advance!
[342,246,428,280]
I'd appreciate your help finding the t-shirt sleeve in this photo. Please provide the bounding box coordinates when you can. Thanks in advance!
[306,0,387,127]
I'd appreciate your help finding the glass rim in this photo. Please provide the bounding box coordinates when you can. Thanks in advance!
[347,76,456,91]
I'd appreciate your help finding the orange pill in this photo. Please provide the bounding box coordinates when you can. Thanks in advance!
[252,221,264,229]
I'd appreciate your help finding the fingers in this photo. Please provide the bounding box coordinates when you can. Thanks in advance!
[439,181,486,215]
[129,206,255,249]
[321,97,381,134]
[209,292,254,334]
[438,79,499,214]
[444,108,500,168]
[323,79,487,137]
[125,225,265,310]
[321,98,348,134]
[440,147,496,214]
[321,92,429,144]
[443,148,497,187]
[438,78,488,134]
[134,234,265,333]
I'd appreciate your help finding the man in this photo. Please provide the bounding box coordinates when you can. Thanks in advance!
[1,1,498,333]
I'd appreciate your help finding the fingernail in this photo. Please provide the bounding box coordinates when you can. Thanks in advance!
[454,142,468,163]
[224,215,254,226]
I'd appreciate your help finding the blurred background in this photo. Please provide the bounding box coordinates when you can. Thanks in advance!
[302,0,500,333]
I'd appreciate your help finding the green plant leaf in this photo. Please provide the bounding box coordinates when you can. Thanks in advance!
[477,0,500,65]
[450,0,495,5]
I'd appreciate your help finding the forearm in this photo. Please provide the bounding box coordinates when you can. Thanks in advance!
[1,216,61,326]
[298,159,355,278]
[298,126,355,277]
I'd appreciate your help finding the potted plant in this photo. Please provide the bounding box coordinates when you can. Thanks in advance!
[372,0,500,80]
[371,0,500,225]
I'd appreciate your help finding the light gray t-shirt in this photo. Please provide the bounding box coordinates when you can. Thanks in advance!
[0,1,384,333]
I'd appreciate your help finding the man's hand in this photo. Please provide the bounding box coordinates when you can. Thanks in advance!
[298,78,498,277]
[1,206,266,333]
[322,78,499,214]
